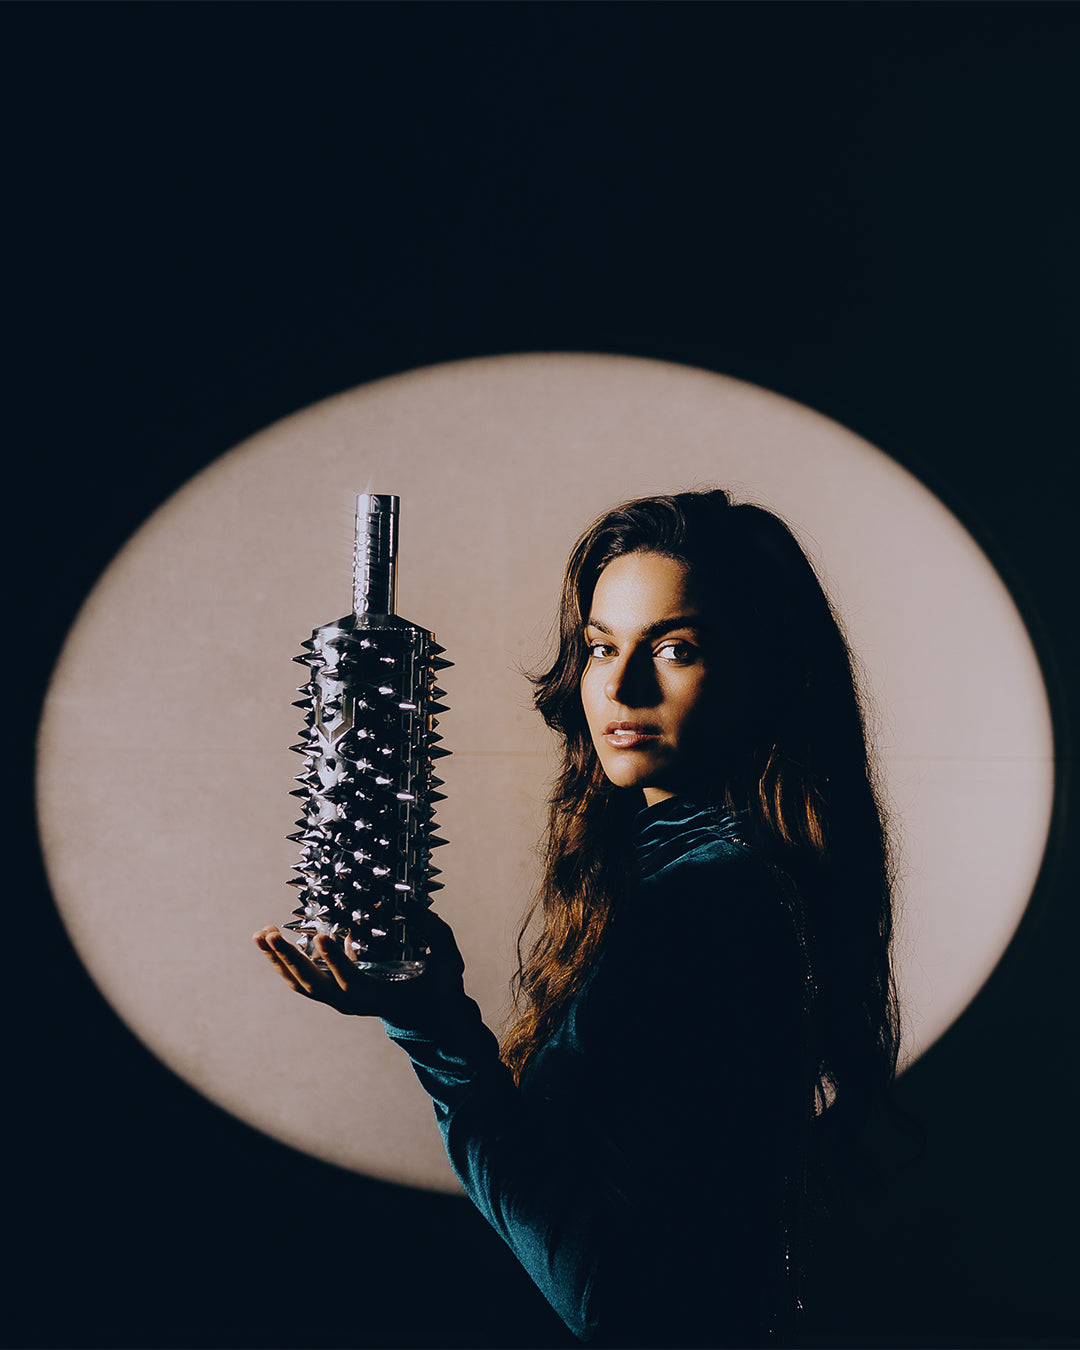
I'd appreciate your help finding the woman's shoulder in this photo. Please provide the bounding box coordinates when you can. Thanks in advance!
[633,797,748,881]
[622,803,810,999]
[635,803,791,917]
[642,829,756,887]
[584,811,812,1087]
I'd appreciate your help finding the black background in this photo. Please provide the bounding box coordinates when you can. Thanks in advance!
[11,4,1079,1348]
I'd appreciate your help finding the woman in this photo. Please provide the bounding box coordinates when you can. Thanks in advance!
[255,488,900,1348]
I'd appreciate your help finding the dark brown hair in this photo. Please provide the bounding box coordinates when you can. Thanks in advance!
[501,488,899,1113]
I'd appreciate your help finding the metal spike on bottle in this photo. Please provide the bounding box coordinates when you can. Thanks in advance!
[283,493,451,980]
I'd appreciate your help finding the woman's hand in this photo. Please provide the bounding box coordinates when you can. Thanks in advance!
[253,908,466,1026]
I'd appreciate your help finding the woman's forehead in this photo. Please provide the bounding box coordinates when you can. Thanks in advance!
[588,552,698,627]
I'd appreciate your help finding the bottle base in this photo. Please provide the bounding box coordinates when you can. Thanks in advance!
[354,959,426,981]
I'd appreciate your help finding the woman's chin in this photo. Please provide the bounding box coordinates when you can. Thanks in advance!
[599,758,677,797]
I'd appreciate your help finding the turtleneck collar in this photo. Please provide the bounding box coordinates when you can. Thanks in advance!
[633,795,747,881]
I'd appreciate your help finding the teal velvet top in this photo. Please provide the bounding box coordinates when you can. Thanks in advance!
[382,796,813,1347]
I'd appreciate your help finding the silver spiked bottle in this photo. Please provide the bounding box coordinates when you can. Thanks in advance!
[284,494,451,979]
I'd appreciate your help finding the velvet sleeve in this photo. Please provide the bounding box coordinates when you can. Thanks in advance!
[381,851,808,1348]
[380,994,607,1340]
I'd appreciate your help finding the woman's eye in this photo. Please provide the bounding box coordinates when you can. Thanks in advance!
[655,641,696,664]
[586,641,614,660]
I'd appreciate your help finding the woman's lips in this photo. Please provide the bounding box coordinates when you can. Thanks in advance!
[603,721,661,749]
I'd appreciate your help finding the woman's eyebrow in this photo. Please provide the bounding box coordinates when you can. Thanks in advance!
[584,616,705,639]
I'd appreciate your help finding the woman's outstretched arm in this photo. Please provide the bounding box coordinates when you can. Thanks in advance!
[253,915,607,1338]
[254,861,806,1348]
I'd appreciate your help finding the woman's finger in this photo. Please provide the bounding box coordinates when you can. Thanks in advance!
[255,927,326,998]
[315,934,365,993]
[254,936,310,996]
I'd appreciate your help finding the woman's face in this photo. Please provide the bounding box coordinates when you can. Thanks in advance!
[580,550,713,806]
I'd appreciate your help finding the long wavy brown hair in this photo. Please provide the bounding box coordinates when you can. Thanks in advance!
[500,488,900,1114]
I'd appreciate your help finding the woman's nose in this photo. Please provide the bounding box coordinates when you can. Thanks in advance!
[605,652,654,706]
[603,661,624,703]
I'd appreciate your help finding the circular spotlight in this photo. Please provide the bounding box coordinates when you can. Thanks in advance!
[37,353,1054,1190]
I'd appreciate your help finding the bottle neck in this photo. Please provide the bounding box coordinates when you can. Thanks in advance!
[352,493,398,616]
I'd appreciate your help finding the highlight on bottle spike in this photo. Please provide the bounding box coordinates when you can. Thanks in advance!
[284,493,451,979]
